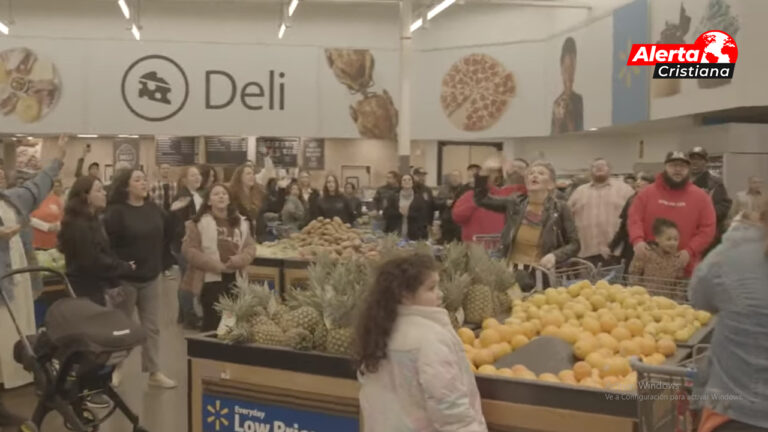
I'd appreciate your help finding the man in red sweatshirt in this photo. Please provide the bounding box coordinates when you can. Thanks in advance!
[452,163,525,243]
[628,151,716,276]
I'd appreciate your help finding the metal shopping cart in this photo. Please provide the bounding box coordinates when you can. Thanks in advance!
[472,234,502,259]
[630,345,710,432]
[513,258,597,293]
[607,273,690,304]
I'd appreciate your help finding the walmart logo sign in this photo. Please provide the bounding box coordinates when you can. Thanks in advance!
[202,394,358,432]
[206,399,231,431]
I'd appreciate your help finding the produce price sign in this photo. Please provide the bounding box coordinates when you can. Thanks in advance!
[156,136,196,166]
[206,136,248,165]
[256,137,299,168]
[202,394,358,432]
[113,138,140,169]
[301,139,325,170]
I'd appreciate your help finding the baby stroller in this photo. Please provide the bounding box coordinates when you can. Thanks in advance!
[1,266,149,432]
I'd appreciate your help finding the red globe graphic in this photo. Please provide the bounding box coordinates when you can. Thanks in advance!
[695,31,738,64]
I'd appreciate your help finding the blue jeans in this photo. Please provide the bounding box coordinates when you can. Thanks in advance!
[172,251,198,325]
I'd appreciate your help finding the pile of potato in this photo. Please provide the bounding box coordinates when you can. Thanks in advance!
[294,217,379,260]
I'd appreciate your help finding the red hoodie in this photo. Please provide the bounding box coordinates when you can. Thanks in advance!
[628,174,716,275]
[452,184,524,243]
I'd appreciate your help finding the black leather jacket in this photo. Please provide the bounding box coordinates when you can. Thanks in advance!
[474,176,580,264]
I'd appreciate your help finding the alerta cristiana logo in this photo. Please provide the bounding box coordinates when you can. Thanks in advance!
[627,30,738,79]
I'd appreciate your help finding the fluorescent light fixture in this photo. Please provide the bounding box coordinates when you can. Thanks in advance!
[427,0,456,20]
[589,127,598,131]
[77,134,99,138]
[278,22,287,39]
[14,134,26,137]
[288,0,299,17]
[117,0,131,19]
[118,134,139,138]
[0,21,8,35]
[131,24,141,40]
[410,18,423,32]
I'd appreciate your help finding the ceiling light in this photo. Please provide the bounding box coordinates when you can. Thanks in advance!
[118,134,139,138]
[288,0,299,17]
[118,0,131,20]
[589,128,598,131]
[131,24,141,41]
[14,134,26,137]
[427,0,456,20]
[77,134,99,138]
[278,22,287,39]
[0,21,8,35]
[410,18,423,32]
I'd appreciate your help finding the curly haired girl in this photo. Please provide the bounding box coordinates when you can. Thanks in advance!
[354,253,487,432]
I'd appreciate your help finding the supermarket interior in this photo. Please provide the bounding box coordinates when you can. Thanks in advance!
[0,0,767,431]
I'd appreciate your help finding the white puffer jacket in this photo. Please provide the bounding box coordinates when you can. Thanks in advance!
[359,305,487,432]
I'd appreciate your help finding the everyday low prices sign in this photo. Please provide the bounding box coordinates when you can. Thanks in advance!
[202,394,358,432]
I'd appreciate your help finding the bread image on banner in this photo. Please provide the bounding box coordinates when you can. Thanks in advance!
[325,48,399,140]
[0,47,61,123]
[441,53,516,132]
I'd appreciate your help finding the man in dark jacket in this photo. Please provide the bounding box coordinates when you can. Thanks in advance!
[412,167,435,221]
[435,170,464,243]
[373,171,400,212]
[688,147,732,252]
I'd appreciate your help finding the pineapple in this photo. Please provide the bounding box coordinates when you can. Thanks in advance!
[441,272,472,329]
[252,320,288,346]
[318,258,370,356]
[215,278,271,343]
[463,245,496,324]
[279,306,323,334]
[286,328,314,351]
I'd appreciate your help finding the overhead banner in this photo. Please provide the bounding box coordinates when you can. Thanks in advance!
[156,136,196,166]
[302,138,325,170]
[256,137,299,168]
[205,136,248,165]
[612,0,650,125]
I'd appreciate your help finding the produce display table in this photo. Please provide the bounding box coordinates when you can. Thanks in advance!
[187,334,665,432]
[246,257,285,294]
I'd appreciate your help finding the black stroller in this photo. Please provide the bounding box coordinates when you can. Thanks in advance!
[0,267,149,432]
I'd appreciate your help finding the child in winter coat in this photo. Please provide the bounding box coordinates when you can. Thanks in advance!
[355,254,487,432]
[629,218,687,299]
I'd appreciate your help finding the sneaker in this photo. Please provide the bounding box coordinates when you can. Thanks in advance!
[85,393,111,409]
[111,364,123,387]
[148,372,177,389]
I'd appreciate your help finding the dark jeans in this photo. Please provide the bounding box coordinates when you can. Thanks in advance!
[715,420,768,432]
[172,251,198,326]
[200,273,236,332]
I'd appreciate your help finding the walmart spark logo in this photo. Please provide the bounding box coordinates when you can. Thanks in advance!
[206,400,230,431]
[618,38,642,88]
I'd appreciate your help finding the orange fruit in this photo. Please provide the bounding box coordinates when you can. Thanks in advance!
[638,337,657,356]
[482,318,501,330]
[573,336,599,360]
[541,325,560,337]
[479,328,502,348]
[473,349,495,366]
[510,334,530,350]
[558,369,576,382]
[582,317,602,335]
[619,339,641,357]
[600,314,619,333]
[496,325,516,342]
[657,338,676,356]
[596,333,619,352]
[521,322,538,339]
[573,361,592,381]
[539,373,560,383]
[457,328,476,345]
[611,327,632,342]
[626,318,645,337]
[477,364,497,375]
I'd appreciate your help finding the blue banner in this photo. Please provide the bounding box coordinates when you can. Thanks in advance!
[612,0,650,125]
[202,394,359,432]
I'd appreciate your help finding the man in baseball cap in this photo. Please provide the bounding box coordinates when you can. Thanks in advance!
[627,149,716,276]
[411,167,435,222]
[688,146,732,252]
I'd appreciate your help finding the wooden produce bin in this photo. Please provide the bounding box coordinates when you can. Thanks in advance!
[283,259,311,291]
[187,335,640,432]
[246,257,284,294]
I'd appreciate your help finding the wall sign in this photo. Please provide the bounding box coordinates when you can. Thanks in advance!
[113,138,140,169]
[156,136,196,166]
[202,394,358,432]
[301,139,325,170]
[256,137,299,168]
[205,136,248,165]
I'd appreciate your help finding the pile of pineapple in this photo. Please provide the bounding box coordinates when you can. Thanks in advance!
[216,255,370,356]
[459,280,713,391]
[439,243,519,329]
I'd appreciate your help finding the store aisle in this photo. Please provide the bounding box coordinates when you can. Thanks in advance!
[1,275,190,432]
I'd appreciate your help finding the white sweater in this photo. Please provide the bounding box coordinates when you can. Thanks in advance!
[359,305,487,432]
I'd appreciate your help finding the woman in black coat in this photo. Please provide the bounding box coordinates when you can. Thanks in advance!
[58,176,135,305]
[383,174,431,241]
[313,174,356,224]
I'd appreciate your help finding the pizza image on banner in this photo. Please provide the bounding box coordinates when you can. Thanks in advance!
[440,53,516,132]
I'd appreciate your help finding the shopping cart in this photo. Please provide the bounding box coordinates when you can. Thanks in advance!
[514,258,596,293]
[630,344,710,432]
[607,273,690,304]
